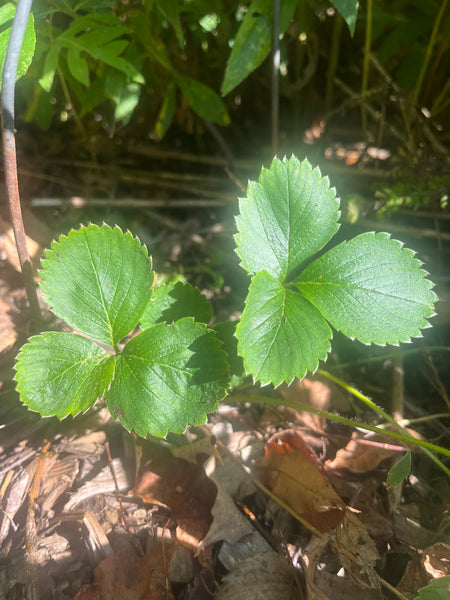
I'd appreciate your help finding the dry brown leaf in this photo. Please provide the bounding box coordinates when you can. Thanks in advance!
[422,543,450,578]
[0,299,16,353]
[216,551,296,600]
[325,432,404,474]
[255,432,346,532]
[74,544,175,600]
[197,480,253,550]
[133,444,217,548]
[335,512,380,566]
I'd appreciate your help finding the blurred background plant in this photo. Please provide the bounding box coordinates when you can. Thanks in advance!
[3,0,446,159]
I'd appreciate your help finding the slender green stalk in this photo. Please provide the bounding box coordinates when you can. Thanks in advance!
[361,0,372,139]
[325,12,343,112]
[412,0,449,105]
[318,369,450,476]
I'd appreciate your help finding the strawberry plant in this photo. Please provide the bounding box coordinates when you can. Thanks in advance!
[15,156,437,438]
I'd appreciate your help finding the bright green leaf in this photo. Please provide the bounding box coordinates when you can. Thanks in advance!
[105,70,141,124]
[39,42,62,91]
[40,224,154,347]
[106,319,228,437]
[330,0,359,37]
[66,45,89,85]
[140,281,212,329]
[176,74,230,125]
[387,451,411,486]
[235,157,340,281]
[296,232,436,345]
[15,332,114,418]
[0,3,35,87]
[414,576,450,600]
[221,0,297,95]
[236,271,332,386]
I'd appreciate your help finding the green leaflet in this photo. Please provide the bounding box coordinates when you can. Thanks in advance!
[235,156,436,385]
[40,224,154,347]
[386,452,411,487]
[141,281,212,328]
[106,319,228,438]
[296,232,436,345]
[236,271,332,386]
[235,156,340,280]
[15,332,114,418]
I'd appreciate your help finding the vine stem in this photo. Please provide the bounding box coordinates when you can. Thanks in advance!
[1,0,41,326]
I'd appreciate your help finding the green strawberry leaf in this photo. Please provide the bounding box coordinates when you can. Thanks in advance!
[40,224,154,347]
[235,157,340,281]
[295,232,437,345]
[140,281,212,328]
[236,271,332,386]
[15,332,114,418]
[106,319,228,437]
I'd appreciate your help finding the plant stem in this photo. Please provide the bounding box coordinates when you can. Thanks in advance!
[412,0,449,105]
[361,0,372,140]
[1,0,41,326]
[317,369,450,476]
[271,0,281,155]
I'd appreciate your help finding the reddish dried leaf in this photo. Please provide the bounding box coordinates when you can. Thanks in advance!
[255,432,345,532]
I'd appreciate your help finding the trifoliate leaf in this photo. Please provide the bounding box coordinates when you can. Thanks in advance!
[106,319,228,437]
[15,332,114,418]
[40,224,154,347]
[236,271,332,386]
[296,232,436,345]
[140,281,212,328]
[235,157,340,280]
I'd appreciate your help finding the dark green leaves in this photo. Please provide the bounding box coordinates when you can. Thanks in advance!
[330,1,360,37]
[235,156,436,385]
[221,0,297,95]
[15,225,228,437]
